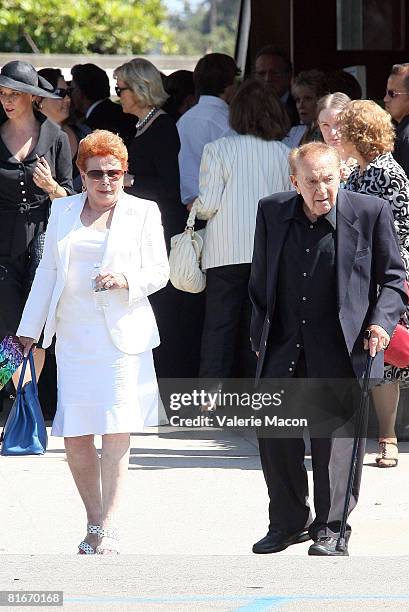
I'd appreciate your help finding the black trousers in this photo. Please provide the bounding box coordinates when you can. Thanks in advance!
[199,264,257,379]
[150,282,205,379]
[258,353,366,539]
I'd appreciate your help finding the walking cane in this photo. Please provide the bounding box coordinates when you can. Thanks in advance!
[336,344,374,553]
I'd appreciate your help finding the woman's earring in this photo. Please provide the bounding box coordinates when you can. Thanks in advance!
[82,184,86,192]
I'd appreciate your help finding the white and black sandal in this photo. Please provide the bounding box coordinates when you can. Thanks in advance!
[96,526,120,555]
[78,524,100,555]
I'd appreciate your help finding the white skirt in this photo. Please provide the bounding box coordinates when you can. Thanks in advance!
[52,318,159,437]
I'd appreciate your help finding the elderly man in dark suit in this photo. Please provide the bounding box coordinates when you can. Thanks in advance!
[249,142,407,556]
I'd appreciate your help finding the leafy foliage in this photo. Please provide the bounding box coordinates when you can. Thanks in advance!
[168,0,240,56]
[0,0,177,54]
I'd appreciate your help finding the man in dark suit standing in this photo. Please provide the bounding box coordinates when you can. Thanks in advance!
[384,63,409,178]
[70,63,135,145]
[249,142,407,556]
[253,46,298,126]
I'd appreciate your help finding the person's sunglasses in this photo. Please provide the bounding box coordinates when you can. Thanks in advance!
[54,87,71,98]
[115,86,131,97]
[85,169,124,181]
[386,89,409,99]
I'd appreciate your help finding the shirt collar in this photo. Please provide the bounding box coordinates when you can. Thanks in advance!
[197,95,229,110]
[397,114,409,132]
[292,198,337,229]
[85,99,105,119]
[280,90,290,103]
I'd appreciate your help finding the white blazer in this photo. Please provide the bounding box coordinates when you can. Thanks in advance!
[195,134,293,270]
[17,191,170,355]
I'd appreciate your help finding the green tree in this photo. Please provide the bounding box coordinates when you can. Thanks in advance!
[0,0,177,54]
[168,0,240,56]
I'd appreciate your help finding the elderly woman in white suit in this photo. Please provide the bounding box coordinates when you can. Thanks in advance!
[17,130,169,555]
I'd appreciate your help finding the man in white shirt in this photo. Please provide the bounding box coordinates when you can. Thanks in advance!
[177,53,240,206]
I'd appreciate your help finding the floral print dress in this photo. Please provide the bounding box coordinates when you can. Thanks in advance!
[346,152,409,384]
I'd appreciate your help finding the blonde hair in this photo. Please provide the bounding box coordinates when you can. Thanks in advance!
[338,100,395,161]
[316,92,351,120]
[114,58,168,108]
[289,142,341,174]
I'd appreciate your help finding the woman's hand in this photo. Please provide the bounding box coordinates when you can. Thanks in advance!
[18,336,36,357]
[33,155,57,194]
[95,272,128,291]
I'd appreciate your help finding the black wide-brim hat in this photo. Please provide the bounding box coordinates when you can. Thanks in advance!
[0,60,60,98]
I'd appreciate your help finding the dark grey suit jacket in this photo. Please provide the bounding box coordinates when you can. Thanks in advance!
[249,189,408,381]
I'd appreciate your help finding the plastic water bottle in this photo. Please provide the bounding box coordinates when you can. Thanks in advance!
[92,263,109,310]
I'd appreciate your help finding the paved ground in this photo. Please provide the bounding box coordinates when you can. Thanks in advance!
[1,424,409,610]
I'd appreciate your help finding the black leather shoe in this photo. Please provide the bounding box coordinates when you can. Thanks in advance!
[308,537,349,556]
[252,529,311,554]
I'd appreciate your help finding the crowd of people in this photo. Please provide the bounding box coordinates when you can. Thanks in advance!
[1,46,409,556]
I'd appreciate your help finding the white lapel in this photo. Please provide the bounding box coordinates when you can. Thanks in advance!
[101,192,136,270]
[56,193,86,277]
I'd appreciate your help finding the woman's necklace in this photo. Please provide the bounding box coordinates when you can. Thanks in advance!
[135,107,159,132]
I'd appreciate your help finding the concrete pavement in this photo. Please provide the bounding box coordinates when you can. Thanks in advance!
[1,426,409,610]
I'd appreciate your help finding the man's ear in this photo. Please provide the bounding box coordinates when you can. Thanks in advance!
[290,174,300,194]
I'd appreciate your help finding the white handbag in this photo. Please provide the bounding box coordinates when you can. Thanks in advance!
[169,202,206,293]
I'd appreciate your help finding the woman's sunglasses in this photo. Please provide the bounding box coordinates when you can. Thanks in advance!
[85,169,124,181]
[54,88,71,99]
[115,86,131,97]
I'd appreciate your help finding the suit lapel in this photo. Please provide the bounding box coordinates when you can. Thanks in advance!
[336,190,360,310]
[57,194,85,277]
[101,193,133,271]
[268,195,300,310]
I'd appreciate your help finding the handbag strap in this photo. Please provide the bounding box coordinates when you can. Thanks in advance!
[185,201,198,231]
[16,351,38,396]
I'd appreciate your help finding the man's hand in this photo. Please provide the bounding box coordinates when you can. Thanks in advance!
[363,325,390,357]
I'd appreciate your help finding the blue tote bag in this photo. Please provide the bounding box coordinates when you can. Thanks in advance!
[1,351,47,456]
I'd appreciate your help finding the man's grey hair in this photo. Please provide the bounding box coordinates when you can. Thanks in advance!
[289,142,341,174]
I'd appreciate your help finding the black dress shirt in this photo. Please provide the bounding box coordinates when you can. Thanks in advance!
[264,202,353,378]
[0,113,74,257]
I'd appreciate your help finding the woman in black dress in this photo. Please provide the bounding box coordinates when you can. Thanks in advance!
[37,68,91,193]
[113,58,199,378]
[0,61,74,386]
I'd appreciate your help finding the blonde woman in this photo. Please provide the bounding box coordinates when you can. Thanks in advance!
[114,58,192,379]
[339,100,409,467]
[316,92,356,182]
[283,70,327,148]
